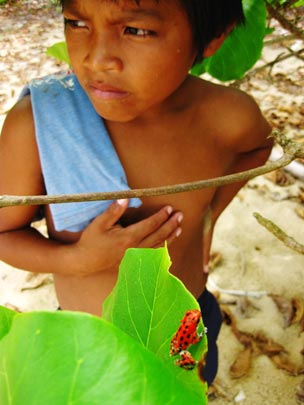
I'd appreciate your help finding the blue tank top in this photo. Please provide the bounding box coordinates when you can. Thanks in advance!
[20,72,142,232]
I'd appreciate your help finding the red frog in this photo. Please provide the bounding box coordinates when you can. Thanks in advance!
[170,309,207,370]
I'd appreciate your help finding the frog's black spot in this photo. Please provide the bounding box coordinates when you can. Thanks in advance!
[180,336,184,341]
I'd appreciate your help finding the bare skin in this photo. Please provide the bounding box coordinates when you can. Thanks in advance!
[0,0,272,316]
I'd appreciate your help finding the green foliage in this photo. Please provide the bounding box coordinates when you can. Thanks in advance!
[103,248,208,397]
[266,0,287,5]
[266,0,304,6]
[104,248,203,357]
[0,248,207,404]
[46,41,70,65]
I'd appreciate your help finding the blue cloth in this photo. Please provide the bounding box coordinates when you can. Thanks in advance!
[20,73,142,232]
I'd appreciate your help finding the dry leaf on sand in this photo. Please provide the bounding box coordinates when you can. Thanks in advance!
[291,297,304,325]
[271,354,304,376]
[230,347,253,379]
[271,294,295,328]
[296,379,304,403]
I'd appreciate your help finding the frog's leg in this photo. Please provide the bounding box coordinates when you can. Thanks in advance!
[175,350,197,370]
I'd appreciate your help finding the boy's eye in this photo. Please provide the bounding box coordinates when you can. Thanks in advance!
[124,26,156,37]
[64,18,87,29]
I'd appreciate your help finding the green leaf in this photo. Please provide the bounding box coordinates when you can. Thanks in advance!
[266,0,304,5]
[46,41,70,65]
[191,0,267,81]
[0,306,16,340]
[292,0,304,6]
[0,248,207,404]
[103,247,208,397]
[0,311,204,404]
[265,27,275,35]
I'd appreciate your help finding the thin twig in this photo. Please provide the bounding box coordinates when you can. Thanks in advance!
[267,4,304,41]
[253,212,304,255]
[0,132,303,208]
[264,33,296,45]
[285,46,304,61]
[232,48,304,87]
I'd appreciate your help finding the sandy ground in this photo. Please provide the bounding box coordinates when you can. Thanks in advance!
[0,2,304,404]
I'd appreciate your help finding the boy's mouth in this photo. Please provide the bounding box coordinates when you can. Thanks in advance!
[87,81,129,100]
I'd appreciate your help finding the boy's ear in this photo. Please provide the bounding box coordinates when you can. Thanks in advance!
[202,25,235,58]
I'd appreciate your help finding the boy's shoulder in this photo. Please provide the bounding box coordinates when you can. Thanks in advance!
[190,75,262,123]
[189,75,271,152]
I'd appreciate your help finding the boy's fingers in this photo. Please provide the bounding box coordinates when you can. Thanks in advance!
[133,211,183,247]
[131,211,183,247]
[143,226,182,249]
[88,203,182,251]
[91,199,129,229]
[128,206,173,240]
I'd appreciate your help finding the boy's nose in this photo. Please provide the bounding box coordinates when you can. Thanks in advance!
[84,34,123,73]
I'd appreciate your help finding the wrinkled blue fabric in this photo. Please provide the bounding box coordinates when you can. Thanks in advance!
[20,73,142,232]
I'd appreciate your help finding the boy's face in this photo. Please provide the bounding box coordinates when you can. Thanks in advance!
[63,0,196,122]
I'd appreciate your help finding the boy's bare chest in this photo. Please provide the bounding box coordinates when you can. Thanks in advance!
[107,122,234,227]
[110,124,230,190]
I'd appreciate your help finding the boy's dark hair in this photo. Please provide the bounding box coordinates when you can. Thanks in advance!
[58,0,245,63]
[181,0,245,63]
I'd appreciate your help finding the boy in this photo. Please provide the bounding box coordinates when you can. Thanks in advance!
[0,0,272,385]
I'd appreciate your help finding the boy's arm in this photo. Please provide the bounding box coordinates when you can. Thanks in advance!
[202,96,273,271]
[0,98,182,277]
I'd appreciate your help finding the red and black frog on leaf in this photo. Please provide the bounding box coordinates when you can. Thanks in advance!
[170,309,207,370]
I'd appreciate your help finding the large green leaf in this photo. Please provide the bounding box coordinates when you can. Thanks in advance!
[191,0,267,81]
[103,248,206,358]
[0,311,204,404]
[103,247,208,397]
[0,248,207,404]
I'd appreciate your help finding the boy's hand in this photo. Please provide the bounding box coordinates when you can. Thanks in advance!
[71,199,183,277]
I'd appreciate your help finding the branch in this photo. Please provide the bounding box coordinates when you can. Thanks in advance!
[254,212,304,255]
[261,47,304,67]
[231,48,304,87]
[266,3,304,41]
[264,33,296,45]
[0,132,303,208]
[285,46,304,61]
